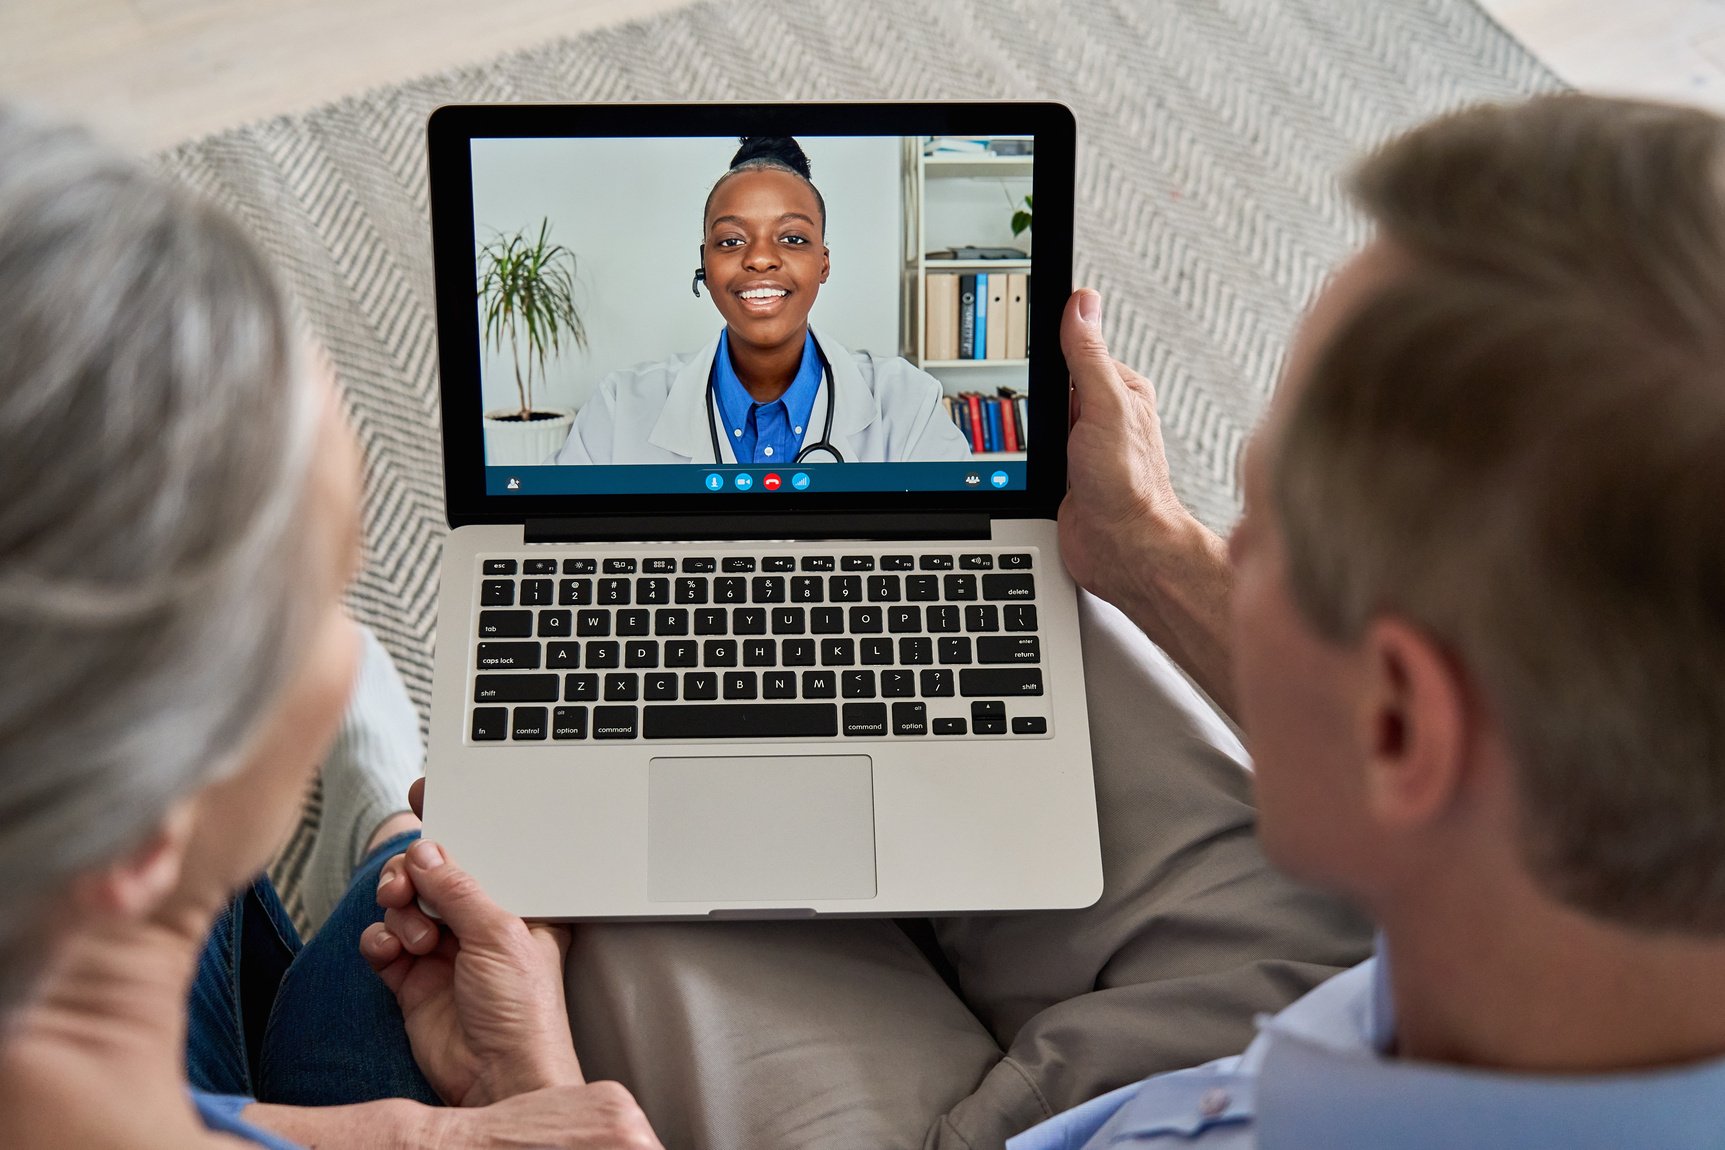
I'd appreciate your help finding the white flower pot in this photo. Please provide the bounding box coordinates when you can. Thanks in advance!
[483,407,575,467]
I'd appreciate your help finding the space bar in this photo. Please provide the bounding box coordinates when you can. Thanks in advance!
[643,703,839,739]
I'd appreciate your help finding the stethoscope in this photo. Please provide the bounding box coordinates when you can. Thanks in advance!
[694,267,846,465]
[704,349,844,464]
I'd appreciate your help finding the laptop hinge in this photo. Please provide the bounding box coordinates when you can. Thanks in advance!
[523,513,992,545]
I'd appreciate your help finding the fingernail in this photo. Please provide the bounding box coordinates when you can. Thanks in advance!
[405,922,431,948]
[377,871,397,893]
[375,927,394,946]
[408,839,444,869]
[1078,290,1100,328]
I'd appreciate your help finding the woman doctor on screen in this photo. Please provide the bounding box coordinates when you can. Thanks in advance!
[550,136,972,465]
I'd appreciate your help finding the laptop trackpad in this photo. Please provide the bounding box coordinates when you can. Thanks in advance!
[647,755,877,903]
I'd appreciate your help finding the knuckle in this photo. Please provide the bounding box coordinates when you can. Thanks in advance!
[438,868,483,902]
[587,1080,635,1109]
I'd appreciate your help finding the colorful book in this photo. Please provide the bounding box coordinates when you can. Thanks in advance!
[1017,397,1029,448]
[985,399,1004,452]
[965,392,985,452]
[1001,395,1019,452]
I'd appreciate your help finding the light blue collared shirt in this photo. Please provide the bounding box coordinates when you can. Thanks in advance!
[712,329,824,465]
[1009,952,1725,1149]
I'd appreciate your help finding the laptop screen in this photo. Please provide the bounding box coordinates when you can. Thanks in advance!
[468,133,1039,499]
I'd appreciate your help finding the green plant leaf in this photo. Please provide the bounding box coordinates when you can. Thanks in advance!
[475,216,588,417]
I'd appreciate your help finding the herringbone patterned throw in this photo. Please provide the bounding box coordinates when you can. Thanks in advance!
[152,0,1557,923]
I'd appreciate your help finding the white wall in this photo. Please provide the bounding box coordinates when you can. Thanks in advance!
[470,135,902,416]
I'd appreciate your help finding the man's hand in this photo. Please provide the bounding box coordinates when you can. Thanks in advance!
[1058,289,1238,715]
[1058,289,1192,603]
[360,829,582,1108]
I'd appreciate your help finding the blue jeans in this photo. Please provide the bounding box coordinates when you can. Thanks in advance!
[186,830,441,1107]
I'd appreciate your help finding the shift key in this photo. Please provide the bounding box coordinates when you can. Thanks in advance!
[958,668,1043,696]
[473,674,560,703]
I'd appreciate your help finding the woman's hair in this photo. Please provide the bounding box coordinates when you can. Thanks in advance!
[702,135,827,235]
[0,106,324,1018]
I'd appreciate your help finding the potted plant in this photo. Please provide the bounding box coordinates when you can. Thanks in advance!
[477,218,588,466]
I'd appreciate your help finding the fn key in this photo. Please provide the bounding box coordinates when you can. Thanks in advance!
[471,707,507,741]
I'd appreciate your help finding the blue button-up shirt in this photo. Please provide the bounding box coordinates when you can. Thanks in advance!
[1009,953,1725,1149]
[713,329,823,465]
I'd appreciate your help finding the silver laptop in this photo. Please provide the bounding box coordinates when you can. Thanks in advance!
[420,102,1100,918]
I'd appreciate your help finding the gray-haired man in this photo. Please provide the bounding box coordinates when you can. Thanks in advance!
[1015,92,1725,1148]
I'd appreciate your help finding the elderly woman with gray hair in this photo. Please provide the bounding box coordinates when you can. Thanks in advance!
[0,107,660,1149]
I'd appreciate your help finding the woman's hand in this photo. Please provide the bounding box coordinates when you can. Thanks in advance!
[433,1083,663,1150]
[246,1085,663,1150]
[360,832,582,1108]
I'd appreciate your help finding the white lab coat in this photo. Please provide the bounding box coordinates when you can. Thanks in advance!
[549,327,972,465]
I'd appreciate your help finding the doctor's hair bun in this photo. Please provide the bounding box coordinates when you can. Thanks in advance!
[703,135,826,235]
[730,136,812,179]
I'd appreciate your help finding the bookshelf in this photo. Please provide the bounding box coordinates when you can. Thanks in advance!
[901,137,1034,460]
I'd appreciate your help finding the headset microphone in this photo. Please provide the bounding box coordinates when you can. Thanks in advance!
[691,267,706,297]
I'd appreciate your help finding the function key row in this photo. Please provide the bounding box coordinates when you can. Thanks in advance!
[480,573,1037,609]
[483,553,1035,579]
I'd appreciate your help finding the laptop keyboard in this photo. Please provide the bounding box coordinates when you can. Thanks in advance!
[466,549,1051,743]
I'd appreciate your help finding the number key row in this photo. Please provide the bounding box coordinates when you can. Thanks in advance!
[478,603,1038,642]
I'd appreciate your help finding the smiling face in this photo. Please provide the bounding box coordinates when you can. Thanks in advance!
[701,167,829,354]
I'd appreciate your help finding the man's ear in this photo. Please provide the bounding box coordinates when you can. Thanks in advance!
[1358,617,1470,831]
[69,799,196,921]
